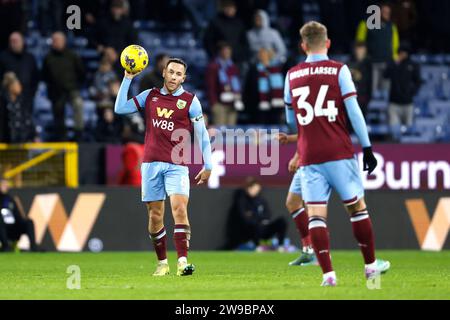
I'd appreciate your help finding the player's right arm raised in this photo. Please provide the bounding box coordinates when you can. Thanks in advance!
[114,71,149,114]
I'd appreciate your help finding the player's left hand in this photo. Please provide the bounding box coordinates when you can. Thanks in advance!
[275,132,289,145]
[363,147,377,175]
[288,156,299,173]
[195,168,211,185]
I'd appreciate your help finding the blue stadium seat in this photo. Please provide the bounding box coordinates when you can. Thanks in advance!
[367,124,389,135]
[421,65,449,82]
[368,100,388,111]
[413,117,446,141]
[428,100,450,119]
[399,135,434,143]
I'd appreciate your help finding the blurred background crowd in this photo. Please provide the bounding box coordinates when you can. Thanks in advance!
[0,0,450,144]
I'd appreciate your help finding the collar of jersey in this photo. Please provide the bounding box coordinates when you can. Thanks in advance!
[160,85,184,96]
[305,54,329,63]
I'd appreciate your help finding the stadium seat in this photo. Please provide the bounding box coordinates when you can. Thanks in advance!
[428,100,450,119]
[421,65,449,82]
[367,124,390,136]
[368,100,388,111]
[413,117,446,141]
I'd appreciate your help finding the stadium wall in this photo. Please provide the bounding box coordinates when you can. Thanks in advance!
[11,187,450,252]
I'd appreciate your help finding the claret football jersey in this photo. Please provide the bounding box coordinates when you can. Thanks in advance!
[133,87,196,165]
[286,56,357,166]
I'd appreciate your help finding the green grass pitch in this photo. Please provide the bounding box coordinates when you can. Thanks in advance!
[0,251,449,300]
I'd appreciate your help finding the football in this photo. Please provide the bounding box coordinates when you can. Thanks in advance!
[120,44,149,74]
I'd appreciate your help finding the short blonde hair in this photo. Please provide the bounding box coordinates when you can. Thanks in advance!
[2,72,18,90]
[300,21,328,50]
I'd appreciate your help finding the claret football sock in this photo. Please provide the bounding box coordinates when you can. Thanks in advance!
[150,227,167,261]
[350,210,376,264]
[173,224,191,259]
[309,216,333,274]
[291,207,312,248]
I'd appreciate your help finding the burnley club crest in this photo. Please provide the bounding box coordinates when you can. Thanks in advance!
[176,99,187,109]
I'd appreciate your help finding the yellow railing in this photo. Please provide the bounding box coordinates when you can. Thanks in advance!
[0,143,78,188]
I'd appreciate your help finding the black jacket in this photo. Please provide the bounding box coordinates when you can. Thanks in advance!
[139,70,163,92]
[0,49,39,106]
[228,189,271,228]
[366,21,396,63]
[204,13,248,63]
[95,15,138,53]
[347,56,372,98]
[0,193,23,226]
[42,48,85,97]
[384,58,421,105]
[0,92,35,143]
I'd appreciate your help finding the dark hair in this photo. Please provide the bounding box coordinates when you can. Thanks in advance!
[155,53,168,65]
[216,41,231,52]
[220,0,236,9]
[379,1,391,9]
[244,176,260,189]
[354,41,366,48]
[111,0,125,8]
[165,58,188,73]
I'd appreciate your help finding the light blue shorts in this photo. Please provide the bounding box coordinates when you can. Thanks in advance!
[288,169,302,196]
[299,157,364,206]
[141,162,190,202]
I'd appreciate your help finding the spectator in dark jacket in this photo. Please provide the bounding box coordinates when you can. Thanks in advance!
[384,44,421,135]
[95,0,137,54]
[223,177,287,250]
[0,178,39,252]
[206,42,243,125]
[347,42,372,117]
[204,0,248,65]
[0,72,35,143]
[356,3,400,95]
[0,32,39,113]
[42,32,85,141]
[139,53,169,92]
[95,107,123,144]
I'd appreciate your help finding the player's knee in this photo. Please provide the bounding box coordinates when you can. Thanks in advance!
[286,202,297,213]
[286,200,303,214]
[172,204,187,220]
[149,208,164,222]
[346,198,367,215]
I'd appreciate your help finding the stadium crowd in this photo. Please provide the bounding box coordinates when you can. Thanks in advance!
[0,0,449,143]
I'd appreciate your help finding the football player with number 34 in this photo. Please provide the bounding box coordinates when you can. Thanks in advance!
[284,21,390,287]
[115,56,212,277]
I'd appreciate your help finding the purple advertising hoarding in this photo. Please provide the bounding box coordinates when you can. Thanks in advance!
[106,143,450,190]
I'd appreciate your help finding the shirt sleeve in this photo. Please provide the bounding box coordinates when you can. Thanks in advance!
[284,73,292,108]
[344,96,371,148]
[338,64,357,101]
[189,96,212,170]
[188,96,203,121]
[133,89,151,110]
[114,77,150,114]
[284,73,297,133]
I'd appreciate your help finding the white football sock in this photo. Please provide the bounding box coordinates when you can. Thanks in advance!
[323,271,336,279]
